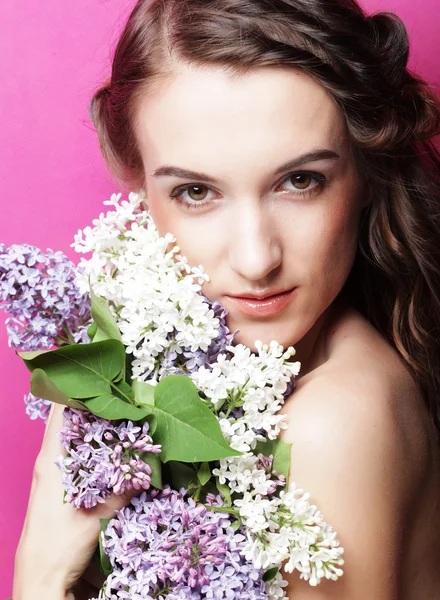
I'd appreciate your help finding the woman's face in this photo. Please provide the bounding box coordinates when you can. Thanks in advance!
[132,63,364,358]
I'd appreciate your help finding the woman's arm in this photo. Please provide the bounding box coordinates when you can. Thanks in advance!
[13,402,140,600]
[280,368,427,599]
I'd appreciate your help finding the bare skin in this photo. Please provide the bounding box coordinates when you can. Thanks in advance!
[12,62,440,598]
[280,301,440,599]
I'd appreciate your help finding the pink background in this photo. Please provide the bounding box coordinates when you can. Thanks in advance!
[0,0,439,596]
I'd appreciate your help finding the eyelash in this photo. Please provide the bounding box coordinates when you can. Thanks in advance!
[168,171,327,211]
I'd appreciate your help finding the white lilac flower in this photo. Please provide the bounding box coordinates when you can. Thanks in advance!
[191,341,300,451]
[265,572,289,600]
[72,192,229,382]
[235,483,345,587]
[213,453,286,498]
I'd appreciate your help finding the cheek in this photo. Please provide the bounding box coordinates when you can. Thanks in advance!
[147,199,226,280]
[294,198,361,288]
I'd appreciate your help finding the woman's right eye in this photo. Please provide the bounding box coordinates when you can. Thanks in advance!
[169,184,217,210]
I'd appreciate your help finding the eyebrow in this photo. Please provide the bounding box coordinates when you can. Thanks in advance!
[151,149,341,184]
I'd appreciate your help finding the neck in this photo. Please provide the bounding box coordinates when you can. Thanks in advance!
[294,295,346,379]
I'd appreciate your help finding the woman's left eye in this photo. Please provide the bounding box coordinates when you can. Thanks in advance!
[279,171,326,196]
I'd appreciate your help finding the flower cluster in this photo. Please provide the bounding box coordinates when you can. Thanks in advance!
[24,392,51,421]
[0,243,90,351]
[55,408,161,508]
[236,483,345,587]
[192,341,300,452]
[213,453,286,498]
[0,243,92,422]
[73,192,231,382]
[96,487,271,600]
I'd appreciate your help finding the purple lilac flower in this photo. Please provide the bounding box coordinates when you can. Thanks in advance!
[24,392,51,422]
[99,488,267,600]
[159,298,237,379]
[0,243,91,352]
[55,408,161,509]
[282,373,296,400]
[204,300,236,364]
[255,453,286,496]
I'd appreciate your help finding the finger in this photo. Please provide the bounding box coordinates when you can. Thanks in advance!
[44,399,57,430]
[43,401,65,440]
[21,404,68,538]
[39,402,67,459]
[93,485,145,520]
[28,403,66,499]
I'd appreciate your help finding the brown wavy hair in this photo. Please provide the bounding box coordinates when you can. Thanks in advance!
[89,0,440,437]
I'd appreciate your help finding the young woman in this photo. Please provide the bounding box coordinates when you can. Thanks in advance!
[13,0,440,598]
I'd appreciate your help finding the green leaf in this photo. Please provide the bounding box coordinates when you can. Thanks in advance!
[114,380,134,402]
[84,394,148,421]
[197,462,211,486]
[20,340,126,399]
[165,461,197,490]
[149,375,241,463]
[146,413,158,437]
[87,322,98,341]
[216,479,232,506]
[90,287,122,342]
[98,518,112,576]
[231,518,242,532]
[263,567,279,583]
[93,328,111,343]
[18,349,53,361]
[133,380,155,407]
[30,369,85,410]
[255,438,292,485]
[140,451,163,489]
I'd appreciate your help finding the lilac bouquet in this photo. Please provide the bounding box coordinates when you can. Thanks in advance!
[0,192,344,599]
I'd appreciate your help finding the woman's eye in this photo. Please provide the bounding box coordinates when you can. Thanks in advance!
[290,173,313,189]
[281,172,326,195]
[169,184,214,208]
[185,184,210,202]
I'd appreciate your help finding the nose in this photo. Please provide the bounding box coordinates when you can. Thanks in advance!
[227,201,282,283]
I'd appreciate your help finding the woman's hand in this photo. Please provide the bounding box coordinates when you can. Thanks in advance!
[13,402,140,600]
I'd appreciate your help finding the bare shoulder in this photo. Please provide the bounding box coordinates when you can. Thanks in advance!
[279,307,437,598]
[282,306,434,487]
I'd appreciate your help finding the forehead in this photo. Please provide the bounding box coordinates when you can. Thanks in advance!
[133,64,348,174]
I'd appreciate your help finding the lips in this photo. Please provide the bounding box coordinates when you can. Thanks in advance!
[224,288,296,318]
